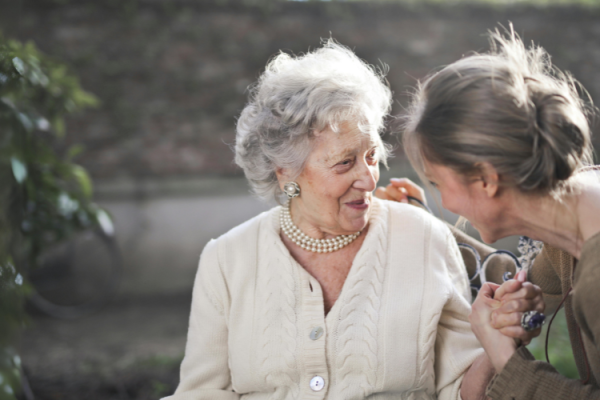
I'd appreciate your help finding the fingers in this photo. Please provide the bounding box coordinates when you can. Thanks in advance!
[492,309,523,329]
[375,187,393,201]
[497,297,545,315]
[493,279,522,301]
[380,177,428,206]
[477,282,500,297]
[389,178,426,205]
[491,300,544,331]
[475,282,501,307]
[492,281,545,323]
[499,282,542,302]
[375,184,409,203]
[491,307,544,345]
[469,282,520,371]
[479,271,545,349]
[491,290,545,346]
[498,325,542,345]
[386,183,409,203]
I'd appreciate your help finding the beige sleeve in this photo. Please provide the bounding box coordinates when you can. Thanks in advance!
[528,245,564,314]
[486,347,600,400]
[161,240,240,400]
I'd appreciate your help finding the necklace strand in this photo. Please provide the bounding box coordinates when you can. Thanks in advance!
[280,201,361,253]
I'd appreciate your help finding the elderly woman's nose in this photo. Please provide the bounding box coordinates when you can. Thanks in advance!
[353,162,378,191]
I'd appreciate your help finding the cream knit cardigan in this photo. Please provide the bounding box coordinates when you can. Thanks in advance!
[163,199,483,400]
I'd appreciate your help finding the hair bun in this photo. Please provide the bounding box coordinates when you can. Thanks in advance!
[523,84,591,191]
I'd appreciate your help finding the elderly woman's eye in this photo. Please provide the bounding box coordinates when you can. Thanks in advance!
[429,181,438,188]
[367,150,378,162]
[334,158,355,172]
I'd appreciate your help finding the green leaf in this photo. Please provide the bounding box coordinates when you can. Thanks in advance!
[36,118,50,131]
[0,39,101,395]
[29,66,49,87]
[16,113,33,132]
[0,349,21,400]
[52,117,65,137]
[73,90,99,108]
[57,192,79,217]
[0,347,23,400]
[11,58,25,76]
[10,158,27,184]
[66,144,84,160]
[95,209,115,237]
[71,165,93,199]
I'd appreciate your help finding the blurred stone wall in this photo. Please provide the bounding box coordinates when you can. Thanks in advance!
[4,0,600,183]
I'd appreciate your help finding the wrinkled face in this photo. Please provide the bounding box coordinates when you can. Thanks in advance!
[284,122,381,235]
[424,162,504,243]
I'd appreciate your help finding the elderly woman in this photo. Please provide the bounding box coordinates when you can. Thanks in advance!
[163,41,500,400]
[380,28,600,399]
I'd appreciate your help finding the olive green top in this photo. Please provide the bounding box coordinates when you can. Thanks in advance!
[484,231,600,399]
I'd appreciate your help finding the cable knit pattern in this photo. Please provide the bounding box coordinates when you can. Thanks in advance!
[409,217,438,399]
[335,201,387,399]
[163,199,484,400]
[257,211,300,399]
[413,221,443,397]
[417,311,442,397]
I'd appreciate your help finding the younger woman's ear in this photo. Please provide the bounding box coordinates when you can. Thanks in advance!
[477,162,500,198]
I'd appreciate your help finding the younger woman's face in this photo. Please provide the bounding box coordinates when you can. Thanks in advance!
[424,162,506,244]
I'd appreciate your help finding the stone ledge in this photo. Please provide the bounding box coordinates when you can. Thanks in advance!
[93,175,253,200]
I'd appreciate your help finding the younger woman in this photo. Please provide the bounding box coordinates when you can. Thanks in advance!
[381,27,600,399]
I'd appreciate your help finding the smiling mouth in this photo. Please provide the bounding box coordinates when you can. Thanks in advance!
[345,198,370,210]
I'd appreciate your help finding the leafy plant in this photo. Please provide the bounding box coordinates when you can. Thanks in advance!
[0,34,106,399]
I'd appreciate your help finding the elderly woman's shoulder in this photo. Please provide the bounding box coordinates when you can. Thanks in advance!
[378,198,451,238]
[196,207,278,282]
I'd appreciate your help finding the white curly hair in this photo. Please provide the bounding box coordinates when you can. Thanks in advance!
[235,39,393,203]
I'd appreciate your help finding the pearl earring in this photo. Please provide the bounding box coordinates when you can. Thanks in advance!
[283,182,300,199]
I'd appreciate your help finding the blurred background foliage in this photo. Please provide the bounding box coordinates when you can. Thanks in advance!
[528,309,580,379]
[0,35,105,399]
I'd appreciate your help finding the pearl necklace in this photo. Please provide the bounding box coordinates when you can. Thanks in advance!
[280,202,361,253]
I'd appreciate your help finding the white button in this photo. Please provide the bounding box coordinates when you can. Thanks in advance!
[309,326,324,340]
[310,376,325,391]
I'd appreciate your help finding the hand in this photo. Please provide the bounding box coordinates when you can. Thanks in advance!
[469,282,518,373]
[375,178,426,206]
[491,270,545,345]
